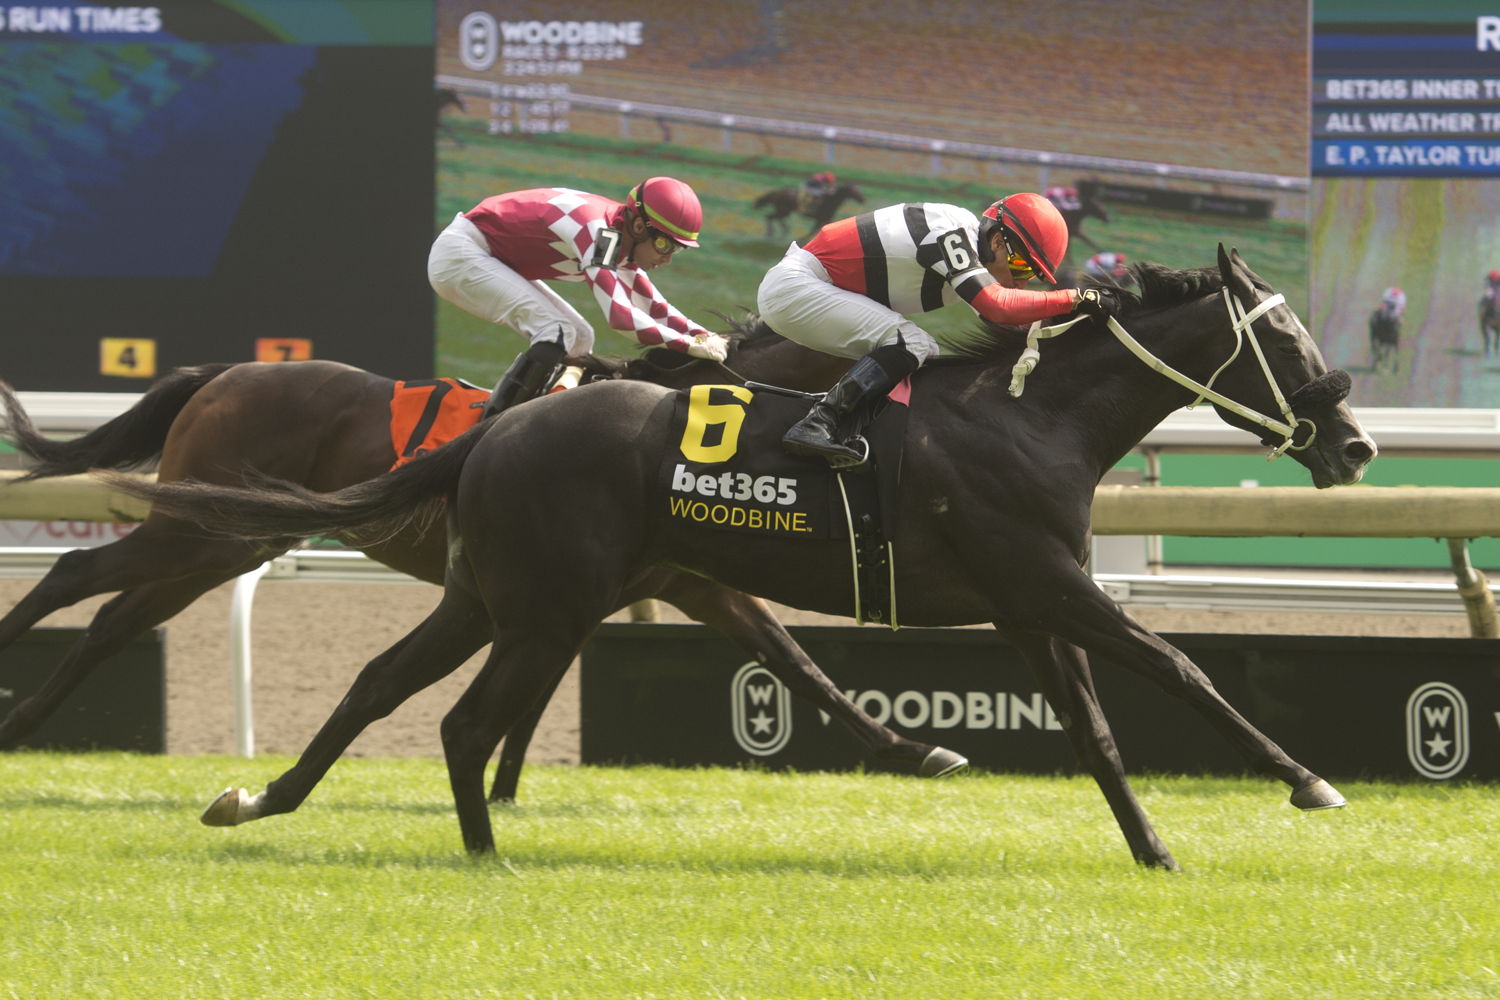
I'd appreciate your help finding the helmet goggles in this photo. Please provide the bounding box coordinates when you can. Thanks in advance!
[999,230,1038,281]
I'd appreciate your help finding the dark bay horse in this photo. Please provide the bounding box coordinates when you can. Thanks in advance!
[110,247,1377,868]
[0,329,965,799]
[753,182,864,240]
[1368,306,1400,373]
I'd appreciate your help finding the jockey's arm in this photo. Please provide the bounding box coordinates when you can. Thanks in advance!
[963,280,1079,327]
[582,262,707,351]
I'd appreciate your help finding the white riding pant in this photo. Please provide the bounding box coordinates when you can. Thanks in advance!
[427,213,596,355]
[757,243,939,363]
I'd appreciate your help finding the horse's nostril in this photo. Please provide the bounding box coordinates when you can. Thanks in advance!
[1345,438,1376,463]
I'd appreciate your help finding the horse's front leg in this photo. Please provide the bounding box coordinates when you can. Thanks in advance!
[995,624,1177,870]
[654,573,966,777]
[1026,567,1344,811]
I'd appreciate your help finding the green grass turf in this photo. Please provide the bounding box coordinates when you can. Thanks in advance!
[434,131,1306,386]
[1,754,1493,998]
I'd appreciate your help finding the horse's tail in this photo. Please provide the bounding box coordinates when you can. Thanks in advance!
[0,363,236,483]
[96,418,491,546]
[753,190,777,209]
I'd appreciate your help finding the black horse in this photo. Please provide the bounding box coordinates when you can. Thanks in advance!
[0,327,965,799]
[1369,306,1400,373]
[753,182,864,240]
[108,247,1376,868]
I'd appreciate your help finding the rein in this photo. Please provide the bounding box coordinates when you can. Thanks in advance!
[1008,288,1337,460]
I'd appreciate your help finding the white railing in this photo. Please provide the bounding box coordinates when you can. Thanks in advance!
[14,392,1500,455]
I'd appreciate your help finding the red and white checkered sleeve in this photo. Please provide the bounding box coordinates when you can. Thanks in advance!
[582,263,705,350]
[626,269,708,338]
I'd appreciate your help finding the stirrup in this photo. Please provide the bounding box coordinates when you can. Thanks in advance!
[827,436,871,470]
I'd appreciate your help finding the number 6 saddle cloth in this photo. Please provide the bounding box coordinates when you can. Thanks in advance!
[657,381,911,626]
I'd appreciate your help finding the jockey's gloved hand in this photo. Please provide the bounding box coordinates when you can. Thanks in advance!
[686,332,730,362]
[1075,287,1122,321]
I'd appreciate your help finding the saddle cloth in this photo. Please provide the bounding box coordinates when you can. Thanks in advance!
[658,382,910,625]
[388,378,487,469]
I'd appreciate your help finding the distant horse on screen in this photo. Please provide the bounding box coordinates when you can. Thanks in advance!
[1479,293,1500,358]
[436,87,466,145]
[753,182,864,240]
[111,247,1376,868]
[0,327,965,802]
[1369,306,1400,373]
[1047,186,1111,252]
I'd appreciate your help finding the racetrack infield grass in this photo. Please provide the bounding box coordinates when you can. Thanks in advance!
[1,755,1493,999]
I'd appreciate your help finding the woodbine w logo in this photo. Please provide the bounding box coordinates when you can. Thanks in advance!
[1406,681,1470,780]
[731,663,791,756]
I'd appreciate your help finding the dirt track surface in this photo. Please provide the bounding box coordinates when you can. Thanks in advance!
[0,576,1475,764]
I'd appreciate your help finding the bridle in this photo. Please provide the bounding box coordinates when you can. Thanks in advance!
[1008,286,1351,460]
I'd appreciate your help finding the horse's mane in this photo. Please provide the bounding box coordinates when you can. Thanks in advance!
[579,308,766,380]
[939,261,1224,363]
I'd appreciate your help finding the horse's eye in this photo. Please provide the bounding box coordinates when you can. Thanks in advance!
[1277,345,1301,358]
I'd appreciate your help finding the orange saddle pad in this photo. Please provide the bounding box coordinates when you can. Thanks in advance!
[389,378,488,469]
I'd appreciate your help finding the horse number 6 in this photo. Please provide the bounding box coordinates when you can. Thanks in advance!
[679,384,753,463]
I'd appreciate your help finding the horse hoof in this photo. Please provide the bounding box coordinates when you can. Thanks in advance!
[1290,778,1346,811]
[201,786,261,827]
[919,747,968,778]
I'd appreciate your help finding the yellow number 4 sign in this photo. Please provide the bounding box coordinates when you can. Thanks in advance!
[99,338,157,378]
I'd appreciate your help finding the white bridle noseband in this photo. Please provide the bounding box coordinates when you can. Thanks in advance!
[1008,287,1318,459]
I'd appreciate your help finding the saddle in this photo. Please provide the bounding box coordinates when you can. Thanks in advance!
[659,382,909,626]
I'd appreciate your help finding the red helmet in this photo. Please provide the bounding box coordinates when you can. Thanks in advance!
[626,176,702,248]
[977,193,1068,284]
[1489,270,1499,282]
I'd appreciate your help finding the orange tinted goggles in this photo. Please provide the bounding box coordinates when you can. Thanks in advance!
[1000,232,1036,280]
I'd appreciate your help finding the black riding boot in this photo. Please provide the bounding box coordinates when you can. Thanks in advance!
[782,347,914,467]
[482,339,566,419]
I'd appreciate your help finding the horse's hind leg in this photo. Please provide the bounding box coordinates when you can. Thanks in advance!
[204,586,493,826]
[0,525,253,652]
[0,574,254,747]
[997,625,1177,869]
[0,526,268,747]
[443,627,587,854]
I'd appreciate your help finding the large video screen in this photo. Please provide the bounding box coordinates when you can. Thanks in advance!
[431,0,1310,388]
[1311,0,1500,407]
[0,1,435,390]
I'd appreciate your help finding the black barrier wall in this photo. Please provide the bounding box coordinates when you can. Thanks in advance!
[0,629,165,752]
[581,625,1499,782]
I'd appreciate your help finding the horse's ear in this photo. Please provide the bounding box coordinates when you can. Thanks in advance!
[1217,244,1253,298]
